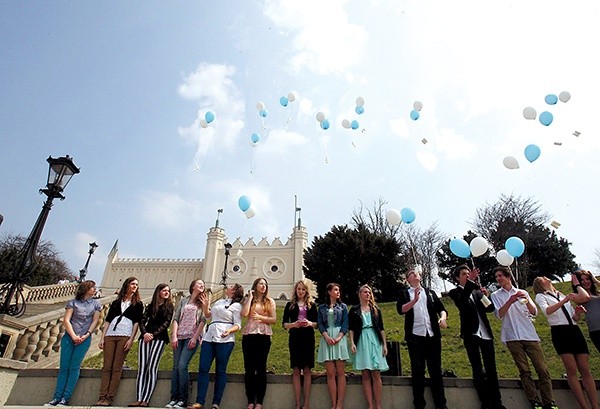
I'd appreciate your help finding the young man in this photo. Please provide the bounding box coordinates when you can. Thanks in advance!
[448,265,506,409]
[397,268,448,409]
[490,266,558,409]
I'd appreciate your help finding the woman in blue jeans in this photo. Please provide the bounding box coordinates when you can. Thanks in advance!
[45,280,101,407]
[189,283,244,409]
[166,279,206,409]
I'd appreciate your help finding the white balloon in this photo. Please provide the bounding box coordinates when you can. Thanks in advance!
[503,156,519,170]
[200,119,208,128]
[496,249,514,266]
[287,92,296,102]
[244,207,256,219]
[341,119,351,129]
[316,111,326,122]
[522,106,537,120]
[469,236,489,257]
[386,209,402,226]
[413,101,423,111]
[356,96,365,107]
[559,91,571,103]
[256,101,265,110]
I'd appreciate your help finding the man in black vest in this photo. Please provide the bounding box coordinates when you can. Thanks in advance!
[448,265,506,409]
[397,268,448,409]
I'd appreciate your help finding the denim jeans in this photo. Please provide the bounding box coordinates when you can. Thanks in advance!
[54,335,92,401]
[195,341,235,406]
[170,339,199,403]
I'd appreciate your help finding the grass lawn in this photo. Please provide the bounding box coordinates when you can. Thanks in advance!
[83,281,600,378]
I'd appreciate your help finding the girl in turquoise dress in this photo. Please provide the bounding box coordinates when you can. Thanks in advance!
[349,284,388,409]
[317,283,350,409]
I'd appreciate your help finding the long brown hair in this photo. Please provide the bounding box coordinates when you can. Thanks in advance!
[76,280,96,301]
[117,276,140,305]
[230,283,244,304]
[148,283,174,316]
[189,279,205,307]
[575,270,598,296]
[250,278,272,315]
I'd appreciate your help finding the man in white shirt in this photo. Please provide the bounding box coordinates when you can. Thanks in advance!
[490,266,558,409]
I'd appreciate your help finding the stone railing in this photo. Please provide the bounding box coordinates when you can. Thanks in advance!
[24,282,78,303]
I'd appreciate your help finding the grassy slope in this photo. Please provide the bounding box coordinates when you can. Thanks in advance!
[83,281,600,378]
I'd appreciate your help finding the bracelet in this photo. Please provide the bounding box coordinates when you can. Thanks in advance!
[86,331,91,335]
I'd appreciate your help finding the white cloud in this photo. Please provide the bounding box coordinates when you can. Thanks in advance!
[416,150,438,172]
[139,191,202,230]
[436,128,478,160]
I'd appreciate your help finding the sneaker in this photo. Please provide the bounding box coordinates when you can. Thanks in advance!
[44,399,60,407]
[543,405,559,409]
[166,401,178,408]
[56,398,69,407]
[173,401,186,408]
[530,402,543,409]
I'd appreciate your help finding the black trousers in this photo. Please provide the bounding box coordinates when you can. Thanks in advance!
[406,334,446,409]
[242,334,272,405]
[464,335,503,409]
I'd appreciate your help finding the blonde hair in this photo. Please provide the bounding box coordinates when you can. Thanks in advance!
[250,278,272,315]
[290,280,313,309]
[358,284,378,317]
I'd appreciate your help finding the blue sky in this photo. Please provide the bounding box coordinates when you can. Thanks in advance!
[1,1,599,285]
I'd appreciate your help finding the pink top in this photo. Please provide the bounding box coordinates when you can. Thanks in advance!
[177,303,199,339]
[242,300,273,336]
[297,305,308,321]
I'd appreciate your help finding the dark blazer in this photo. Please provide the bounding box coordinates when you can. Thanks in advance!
[396,286,447,341]
[448,279,494,339]
[348,304,385,345]
[139,303,174,343]
[282,301,318,334]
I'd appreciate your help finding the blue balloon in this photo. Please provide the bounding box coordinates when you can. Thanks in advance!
[410,110,420,120]
[320,119,330,130]
[539,111,553,126]
[251,133,260,144]
[238,196,251,212]
[205,111,215,124]
[279,96,289,107]
[401,207,416,224]
[524,144,541,163]
[259,109,268,118]
[355,106,365,115]
[351,120,359,130]
[450,238,471,258]
[505,236,525,257]
[545,94,558,105]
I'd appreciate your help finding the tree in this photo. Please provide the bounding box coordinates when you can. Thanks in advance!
[400,222,448,289]
[303,224,406,305]
[0,234,74,286]
[593,249,600,272]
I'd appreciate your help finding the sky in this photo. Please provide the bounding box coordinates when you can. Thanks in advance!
[1,0,599,286]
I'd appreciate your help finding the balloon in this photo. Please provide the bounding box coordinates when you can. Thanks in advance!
[256,101,265,110]
[545,94,558,105]
[205,111,215,124]
[200,119,208,128]
[413,101,423,111]
[450,238,471,258]
[539,111,553,126]
[503,156,519,170]
[351,120,359,130]
[316,111,326,122]
[320,119,330,130]
[341,119,351,129]
[410,110,420,120]
[559,91,571,103]
[355,106,365,115]
[523,106,537,120]
[386,209,401,226]
[496,249,514,266]
[244,207,256,219]
[524,144,541,163]
[251,133,260,144]
[279,96,289,107]
[238,196,251,212]
[259,109,268,118]
[287,92,296,102]
[469,236,489,257]
[401,207,416,224]
[505,236,525,257]
[356,96,365,107]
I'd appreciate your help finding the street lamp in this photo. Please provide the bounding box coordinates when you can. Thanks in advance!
[78,242,99,283]
[0,155,80,317]
[220,243,232,289]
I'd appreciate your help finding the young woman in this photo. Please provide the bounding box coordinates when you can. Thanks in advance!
[166,279,206,409]
[189,283,244,409]
[317,283,350,409]
[45,280,101,407]
[241,278,277,409]
[282,280,318,409]
[349,284,388,409]
[533,275,598,409]
[96,277,144,406]
[573,269,600,352]
[129,283,174,407]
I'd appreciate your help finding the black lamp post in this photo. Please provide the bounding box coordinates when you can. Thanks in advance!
[0,155,80,317]
[220,243,232,289]
[78,242,98,283]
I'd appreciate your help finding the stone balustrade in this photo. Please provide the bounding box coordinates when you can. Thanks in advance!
[24,282,78,303]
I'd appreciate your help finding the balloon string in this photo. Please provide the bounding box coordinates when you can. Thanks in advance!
[250,144,256,174]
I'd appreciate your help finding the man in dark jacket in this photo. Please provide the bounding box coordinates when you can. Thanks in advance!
[448,265,506,409]
[397,268,448,409]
